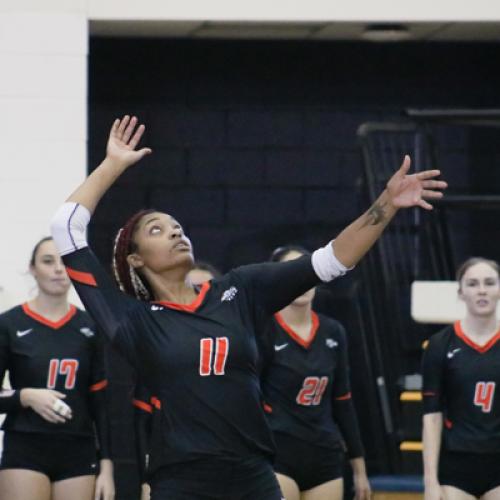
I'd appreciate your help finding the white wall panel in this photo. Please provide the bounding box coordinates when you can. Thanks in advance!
[0,141,86,183]
[88,0,500,22]
[0,0,85,13]
[0,7,87,313]
[0,54,86,98]
[0,98,86,141]
[0,12,87,54]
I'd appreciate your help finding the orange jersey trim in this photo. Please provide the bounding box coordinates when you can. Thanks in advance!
[335,392,352,401]
[22,303,77,330]
[89,379,108,392]
[133,399,153,413]
[155,282,210,313]
[66,267,97,287]
[454,320,500,354]
[274,311,320,349]
[150,397,161,410]
[263,402,273,413]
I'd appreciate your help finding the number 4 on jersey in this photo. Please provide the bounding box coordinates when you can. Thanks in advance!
[199,337,229,376]
[474,381,496,413]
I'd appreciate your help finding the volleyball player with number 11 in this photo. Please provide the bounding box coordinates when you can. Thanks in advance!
[50,115,445,499]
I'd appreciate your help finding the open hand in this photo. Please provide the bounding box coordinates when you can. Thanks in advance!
[106,115,152,169]
[386,155,447,210]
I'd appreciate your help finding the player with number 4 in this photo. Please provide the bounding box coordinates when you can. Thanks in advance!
[50,115,445,499]
[423,258,500,500]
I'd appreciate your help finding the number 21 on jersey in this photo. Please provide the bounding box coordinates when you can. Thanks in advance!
[47,359,79,389]
[474,381,496,413]
[297,376,329,406]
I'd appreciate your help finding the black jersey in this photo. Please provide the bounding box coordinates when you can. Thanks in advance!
[61,246,320,473]
[422,321,500,454]
[260,312,363,457]
[0,303,110,457]
[133,383,161,481]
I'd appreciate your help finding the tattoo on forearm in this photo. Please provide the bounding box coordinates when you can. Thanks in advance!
[360,201,387,229]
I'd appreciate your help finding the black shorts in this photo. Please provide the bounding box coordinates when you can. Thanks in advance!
[273,432,344,491]
[439,448,500,497]
[0,431,98,482]
[149,456,283,500]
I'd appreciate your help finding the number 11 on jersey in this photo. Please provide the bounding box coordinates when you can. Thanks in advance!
[199,337,229,376]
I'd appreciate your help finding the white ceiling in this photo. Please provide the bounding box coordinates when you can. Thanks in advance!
[90,20,500,41]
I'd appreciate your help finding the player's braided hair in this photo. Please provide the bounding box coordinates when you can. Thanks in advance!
[112,209,156,301]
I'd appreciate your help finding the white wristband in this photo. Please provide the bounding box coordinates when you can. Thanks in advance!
[50,202,91,256]
[311,240,353,282]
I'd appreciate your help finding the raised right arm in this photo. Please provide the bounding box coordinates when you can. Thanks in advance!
[50,116,150,356]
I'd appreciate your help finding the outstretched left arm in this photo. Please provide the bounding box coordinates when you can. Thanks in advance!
[236,155,447,318]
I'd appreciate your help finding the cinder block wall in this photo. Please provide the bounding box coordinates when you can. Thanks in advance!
[89,38,500,499]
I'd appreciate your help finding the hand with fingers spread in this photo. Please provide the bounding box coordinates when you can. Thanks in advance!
[65,115,152,213]
[332,154,448,268]
[20,388,72,424]
[386,155,447,210]
[106,115,152,170]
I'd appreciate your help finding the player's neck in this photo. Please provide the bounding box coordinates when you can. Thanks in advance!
[151,276,198,304]
[279,303,312,329]
[145,267,199,304]
[462,315,500,341]
[29,293,70,321]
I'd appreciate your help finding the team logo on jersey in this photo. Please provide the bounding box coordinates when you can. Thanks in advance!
[447,348,461,359]
[326,338,338,349]
[80,327,95,338]
[151,305,164,311]
[16,328,33,337]
[221,287,238,302]
[274,343,288,351]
